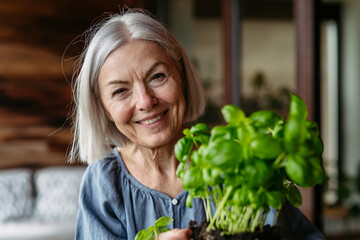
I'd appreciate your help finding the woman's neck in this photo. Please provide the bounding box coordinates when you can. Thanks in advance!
[117,137,183,198]
[120,143,178,172]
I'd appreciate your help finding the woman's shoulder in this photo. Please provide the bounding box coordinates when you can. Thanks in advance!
[87,150,119,173]
[81,149,123,189]
[77,150,128,235]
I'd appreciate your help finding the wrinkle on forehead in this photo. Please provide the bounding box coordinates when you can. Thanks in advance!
[99,40,178,86]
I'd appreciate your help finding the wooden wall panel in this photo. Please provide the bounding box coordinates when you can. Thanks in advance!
[0,0,151,169]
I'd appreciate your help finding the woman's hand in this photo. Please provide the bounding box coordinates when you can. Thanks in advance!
[158,228,193,240]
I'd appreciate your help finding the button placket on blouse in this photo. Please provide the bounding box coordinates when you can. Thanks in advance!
[171,198,178,206]
[171,197,181,228]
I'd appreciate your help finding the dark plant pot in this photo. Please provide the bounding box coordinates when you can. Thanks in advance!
[190,221,281,240]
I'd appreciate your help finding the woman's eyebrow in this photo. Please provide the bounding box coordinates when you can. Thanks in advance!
[105,61,167,87]
[106,79,129,86]
[144,61,166,79]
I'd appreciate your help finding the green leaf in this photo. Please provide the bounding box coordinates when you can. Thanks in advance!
[297,145,313,157]
[154,216,173,228]
[242,161,272,187]
[248,190,266,210]
[224,172,244,188]
[190,150,202,166]
[190,123,211,134]
[288,93,307,121]
[194,134,210,145]
[284,119,306,152]
[210,125,236,142]
[285,154,311,187]
[135,227,155,240]
[272,121,285,139]
[183,128,191,136]
[154,228,160,240]
[202,168,214,186]
[135,229,146,240]
[265,191,284,210]
[204,140,242,169]
[284,94,308,152]
[308,134,324,156]
[203,168,223,186]
[236,123,253,143]
[308,157,325,185]
[147,227,155,239]
[186,193,193,208]
[250,135,282,160]
[182,167,204,190]
[285,183,302,207]
[221,105,246,125]
[304,121,323,155]
[305,120,320,136]
[160,228,170,233]
[249,110,283,132]
[232,187,249,206]
[174,137,193,162]
[176,162,186,178]
[211,168,224,184]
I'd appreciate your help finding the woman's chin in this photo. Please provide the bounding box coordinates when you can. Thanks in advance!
[137,133,174,149]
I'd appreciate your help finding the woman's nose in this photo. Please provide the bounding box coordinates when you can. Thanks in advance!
[135,87,158,111]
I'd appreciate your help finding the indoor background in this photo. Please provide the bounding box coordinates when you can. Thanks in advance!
[0,0,359,239]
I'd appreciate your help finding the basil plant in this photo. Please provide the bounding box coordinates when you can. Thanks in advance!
[175,93,325,234]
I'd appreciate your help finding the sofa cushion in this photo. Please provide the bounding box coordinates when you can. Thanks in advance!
[0,220,77,240]
[0,168,34,222]
[33,166,86,222]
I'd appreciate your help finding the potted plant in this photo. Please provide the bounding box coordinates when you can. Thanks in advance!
[136,93,325,240]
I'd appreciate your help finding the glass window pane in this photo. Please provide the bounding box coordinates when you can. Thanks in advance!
[240,1,295,118]
[167,0,223,125]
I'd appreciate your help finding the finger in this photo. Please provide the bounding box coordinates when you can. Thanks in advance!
[184,228,193,239]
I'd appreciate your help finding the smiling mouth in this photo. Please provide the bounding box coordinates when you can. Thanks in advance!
[137,110,168,125]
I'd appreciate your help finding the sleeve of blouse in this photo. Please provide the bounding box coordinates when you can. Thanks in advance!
[278,201,326,240]
[75,160,127,240]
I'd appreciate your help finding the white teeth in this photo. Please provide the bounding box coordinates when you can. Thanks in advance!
[139,115,162,125]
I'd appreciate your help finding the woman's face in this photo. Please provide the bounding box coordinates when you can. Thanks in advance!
[98,40,186,148]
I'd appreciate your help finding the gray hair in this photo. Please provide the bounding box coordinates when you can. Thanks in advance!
[69,10,206,164]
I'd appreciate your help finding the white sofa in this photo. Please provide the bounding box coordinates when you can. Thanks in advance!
[0,166,86,240]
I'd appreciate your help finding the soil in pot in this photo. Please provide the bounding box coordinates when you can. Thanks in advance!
[189,221,281,240]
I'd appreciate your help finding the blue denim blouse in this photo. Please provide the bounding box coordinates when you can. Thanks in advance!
[75,148,325,240]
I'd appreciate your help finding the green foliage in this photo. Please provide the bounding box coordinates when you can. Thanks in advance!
[135,217,173,240]
[175,93,325,234]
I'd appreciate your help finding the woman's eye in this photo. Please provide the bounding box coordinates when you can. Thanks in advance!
[112,88,127,97]
[151,73,165,80]
[149,72,166,86]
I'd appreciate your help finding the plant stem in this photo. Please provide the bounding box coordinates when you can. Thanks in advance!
[192,137,199,148]
[274,152,285,167]
[233,208,245,233]
[202,192,212,223]
[240,207,253,232]
[272,209,281,227]
[260,211,268,229]
[202,197,209,222]
[155,228,160,240]
[206,195,212,222]
[250,208,263,232]
[206,186,233,231]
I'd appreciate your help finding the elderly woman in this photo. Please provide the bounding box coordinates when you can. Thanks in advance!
[70,9,205,240]
[70,9,324,240]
